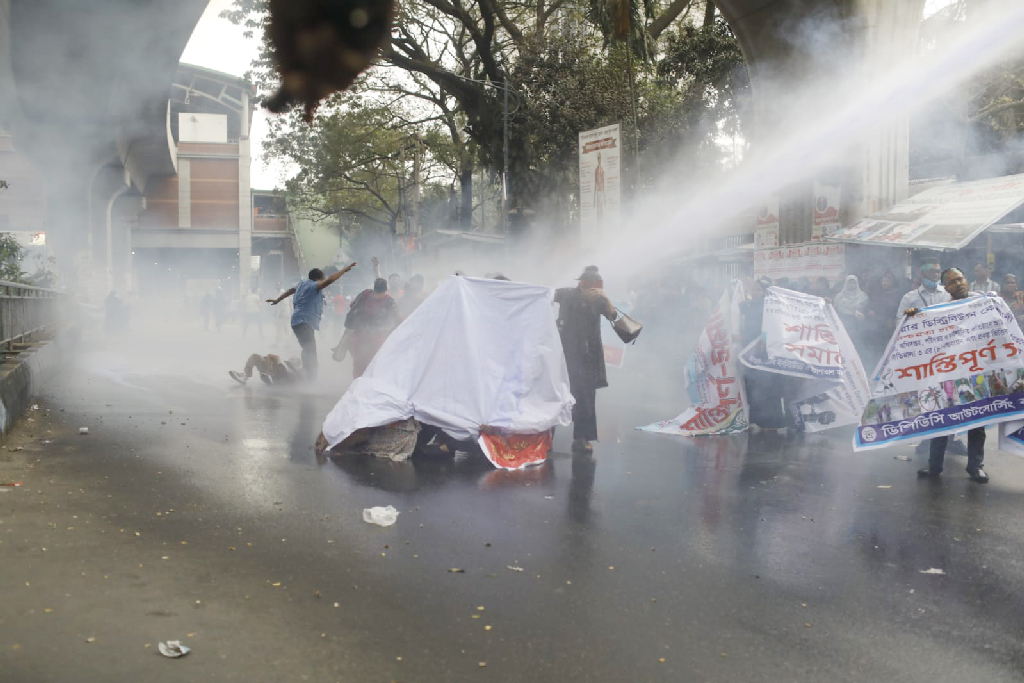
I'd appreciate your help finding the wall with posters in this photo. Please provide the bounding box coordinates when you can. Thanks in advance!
[578,123,621,241]
[754,242,845,284]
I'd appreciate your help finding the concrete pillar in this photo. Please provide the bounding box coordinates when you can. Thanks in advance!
[124,215,133,293]
[237,89,252,296]
[177,157,191,227]
[106,184,128,293]
[717,0,927,243]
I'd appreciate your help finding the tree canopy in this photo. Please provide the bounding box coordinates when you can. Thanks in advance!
[226,0,749,235]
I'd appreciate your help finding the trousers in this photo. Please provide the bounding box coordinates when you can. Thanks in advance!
[929,427,985,473]
[291,323,317,380]
[569,379,598,442]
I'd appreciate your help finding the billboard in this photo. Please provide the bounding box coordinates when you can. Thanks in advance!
[579,123,621,240]
[754,196,779,248]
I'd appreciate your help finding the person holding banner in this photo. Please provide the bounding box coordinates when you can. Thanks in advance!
[738,277,790,432]
[555,267,618,453]
[905,267,989,483]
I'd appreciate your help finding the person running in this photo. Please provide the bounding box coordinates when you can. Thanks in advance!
[229,353,301,386]
[344,277,400,378]
[267,263,356,380]
[905,267,989,484]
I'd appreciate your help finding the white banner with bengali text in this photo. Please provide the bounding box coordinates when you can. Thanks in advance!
[639,284,747,436]
[739,287,870,432]
[854,294,1024,451]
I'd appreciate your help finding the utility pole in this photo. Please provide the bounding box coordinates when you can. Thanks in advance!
[412,136,421,237]
[502,79,509,234]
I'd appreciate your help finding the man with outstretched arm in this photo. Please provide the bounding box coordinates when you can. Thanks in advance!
[904,267,989,484]
[268,263,356,380]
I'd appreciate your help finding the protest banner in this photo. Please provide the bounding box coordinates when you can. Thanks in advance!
[639,284,747,436]
[740,288,846,380]
[478,431,552,470]
[739,287,869,431]
[854,294,1024,451]
[754,197,779,248]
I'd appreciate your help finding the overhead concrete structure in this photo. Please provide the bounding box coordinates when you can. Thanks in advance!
[716,0,927,245]
[0,0,209,293]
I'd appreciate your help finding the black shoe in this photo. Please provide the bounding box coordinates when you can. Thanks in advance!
[967,467,989,484]
[948,439,968,455]
[917,468,941,478]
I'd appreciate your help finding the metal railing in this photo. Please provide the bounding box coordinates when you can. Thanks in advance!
[0,280,66,350]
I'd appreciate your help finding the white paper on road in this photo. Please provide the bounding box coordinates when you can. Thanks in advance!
[322,276,574,448]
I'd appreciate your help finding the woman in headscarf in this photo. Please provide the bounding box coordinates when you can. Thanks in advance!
[833,274,870,355]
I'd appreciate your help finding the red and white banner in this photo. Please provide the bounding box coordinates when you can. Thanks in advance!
[639,283,747,436]
[754,242,845,284]
[754,196,779,248]
[478,431,552,470]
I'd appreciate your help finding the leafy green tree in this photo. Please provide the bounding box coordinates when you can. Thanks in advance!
[913,1,1024,177]
[0,232,25,282]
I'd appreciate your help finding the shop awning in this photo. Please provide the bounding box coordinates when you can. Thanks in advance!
[828,172,1024,251]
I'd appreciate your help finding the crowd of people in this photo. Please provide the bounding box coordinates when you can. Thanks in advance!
[222,252,1024,484]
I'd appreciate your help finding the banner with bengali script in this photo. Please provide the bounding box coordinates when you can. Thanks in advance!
[478,430,552,470]
[853,294,1024,451]
[740,288,846,380]
[638,284,747,436]
[739,287,869,431]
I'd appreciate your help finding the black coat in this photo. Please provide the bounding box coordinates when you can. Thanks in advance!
[554,287,615,390]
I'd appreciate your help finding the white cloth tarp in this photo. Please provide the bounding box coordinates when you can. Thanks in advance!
[322,276,574,449]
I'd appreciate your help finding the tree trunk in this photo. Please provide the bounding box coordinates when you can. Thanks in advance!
[703,0,715,27]
[460,165,473,230]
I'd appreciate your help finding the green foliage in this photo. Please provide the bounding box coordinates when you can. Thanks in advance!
[0,233,25,283]
[224,0,748,232]
[913,2,1024,176]
[269,94,455,234]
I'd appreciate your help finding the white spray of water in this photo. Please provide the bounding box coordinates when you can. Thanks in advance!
[573,1,1024,286]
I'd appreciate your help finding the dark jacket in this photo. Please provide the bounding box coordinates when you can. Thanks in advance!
[554,287,616,390]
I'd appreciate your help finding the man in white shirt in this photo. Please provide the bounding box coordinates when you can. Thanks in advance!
[969,262,1000,295]
[904,267,989,484]
[896,261,951,324]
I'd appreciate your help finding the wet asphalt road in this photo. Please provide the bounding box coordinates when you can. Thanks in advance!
[3,313,1024,682]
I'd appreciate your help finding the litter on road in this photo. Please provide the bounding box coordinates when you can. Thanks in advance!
[158,641,191,658]
[363,505,399,527]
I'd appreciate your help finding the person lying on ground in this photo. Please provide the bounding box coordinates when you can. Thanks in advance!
[229,353,301,386]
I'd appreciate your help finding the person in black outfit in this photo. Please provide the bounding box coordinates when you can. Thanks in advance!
[554,266,618,453]
[739,277,790,432]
